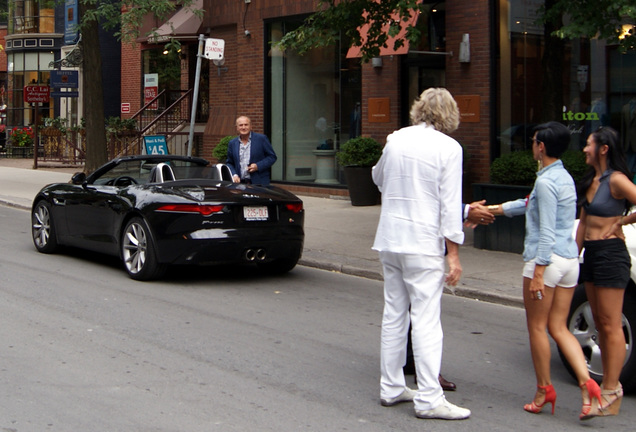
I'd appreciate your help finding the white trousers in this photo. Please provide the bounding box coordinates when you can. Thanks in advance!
[379,251,445,411]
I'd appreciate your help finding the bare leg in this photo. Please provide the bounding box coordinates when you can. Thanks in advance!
[548,285,599,415]
[523,277,553,405]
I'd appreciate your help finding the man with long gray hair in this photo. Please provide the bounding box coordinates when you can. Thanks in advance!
[372,88,470,420]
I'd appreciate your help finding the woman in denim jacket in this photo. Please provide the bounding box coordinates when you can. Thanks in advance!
[488,122,601,420]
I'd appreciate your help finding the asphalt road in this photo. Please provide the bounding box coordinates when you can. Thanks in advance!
[1,205,635,431]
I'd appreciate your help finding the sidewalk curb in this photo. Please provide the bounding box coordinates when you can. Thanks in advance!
[451,286,524,308]
[299,257,524,309]
[2,178,525,310]
[0,199,29,211]
[299,257,384,281]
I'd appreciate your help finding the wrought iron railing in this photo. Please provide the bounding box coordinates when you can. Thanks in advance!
[4,88,205,163]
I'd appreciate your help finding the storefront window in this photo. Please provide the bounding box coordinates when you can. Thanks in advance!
[7,51,54,127]
[266,19,361,184]
[497,0,636,167]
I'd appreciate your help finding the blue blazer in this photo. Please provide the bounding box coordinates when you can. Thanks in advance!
[226,132,277,185]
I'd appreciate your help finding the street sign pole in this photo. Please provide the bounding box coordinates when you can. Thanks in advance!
[187,34,205,157]
[33,103,39,169]
[23,85,51,169]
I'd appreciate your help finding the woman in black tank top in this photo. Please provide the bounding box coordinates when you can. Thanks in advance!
[576,127,636,417]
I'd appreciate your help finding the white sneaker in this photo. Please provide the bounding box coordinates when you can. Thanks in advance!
[415,398,471,420]
[380,387,417,407]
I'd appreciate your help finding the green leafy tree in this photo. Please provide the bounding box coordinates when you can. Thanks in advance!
[278,0,423,62]
[71,0,202,171]
[546,1,635,51]
[277,0,635,60]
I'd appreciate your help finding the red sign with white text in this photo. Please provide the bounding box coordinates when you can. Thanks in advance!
[24,86,50,103]
[144,87,158,110]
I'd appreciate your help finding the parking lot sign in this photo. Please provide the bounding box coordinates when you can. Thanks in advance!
[144,135,169,155]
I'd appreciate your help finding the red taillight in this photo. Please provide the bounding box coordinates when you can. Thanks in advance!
[156,204,224,215]
[285,203,303,213]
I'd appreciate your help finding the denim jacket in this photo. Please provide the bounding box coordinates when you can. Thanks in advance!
[501,160,578,264]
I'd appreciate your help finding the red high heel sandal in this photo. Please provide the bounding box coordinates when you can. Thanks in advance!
[579,378,602,420]
[524,384,556,415]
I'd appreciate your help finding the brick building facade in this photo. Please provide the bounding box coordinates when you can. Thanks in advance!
[121,0,636,198]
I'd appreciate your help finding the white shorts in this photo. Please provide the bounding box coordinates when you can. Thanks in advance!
[523,254,579,288]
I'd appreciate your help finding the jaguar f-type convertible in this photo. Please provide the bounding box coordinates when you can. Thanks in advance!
[31,155,304,280]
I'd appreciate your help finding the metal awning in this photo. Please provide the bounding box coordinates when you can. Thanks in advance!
[145,0,204,44]
[346,10,420,58]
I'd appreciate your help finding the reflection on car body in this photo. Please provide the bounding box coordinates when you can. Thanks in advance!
[31,154,304,280]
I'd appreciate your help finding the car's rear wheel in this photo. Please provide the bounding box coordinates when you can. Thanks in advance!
[558,282,636,393]
[121,217,166,281]
[32,200,58,253]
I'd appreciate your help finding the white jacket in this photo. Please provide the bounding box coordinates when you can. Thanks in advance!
[372,123,464,256]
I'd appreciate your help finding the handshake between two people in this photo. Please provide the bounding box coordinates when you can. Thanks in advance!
[464,200,496,229]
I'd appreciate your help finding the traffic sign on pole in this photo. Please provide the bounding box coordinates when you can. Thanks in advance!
[204,38,225,60]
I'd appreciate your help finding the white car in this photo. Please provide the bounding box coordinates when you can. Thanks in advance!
[559,221,636,393]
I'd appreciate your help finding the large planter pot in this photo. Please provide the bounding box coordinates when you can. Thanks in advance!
[343,166,381,206]
[40,127,64,137]
[472,183,532,254]
[7,145,33,158]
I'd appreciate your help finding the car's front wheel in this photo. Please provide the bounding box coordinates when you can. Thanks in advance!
[559,282,636,393]
[32,200,59,253]
[121,217,166,281]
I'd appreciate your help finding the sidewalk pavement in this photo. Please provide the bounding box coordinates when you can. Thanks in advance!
[0,158,525,307]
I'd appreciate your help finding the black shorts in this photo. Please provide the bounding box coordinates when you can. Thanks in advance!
[580,238,631,289]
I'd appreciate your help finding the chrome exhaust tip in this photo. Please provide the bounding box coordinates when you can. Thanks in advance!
[244,249,256,261]
[256,249,267,261]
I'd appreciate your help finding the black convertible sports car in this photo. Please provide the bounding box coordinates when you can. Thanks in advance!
[31,154,304,280]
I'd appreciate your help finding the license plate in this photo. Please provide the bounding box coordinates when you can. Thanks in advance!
[244,206,268,221]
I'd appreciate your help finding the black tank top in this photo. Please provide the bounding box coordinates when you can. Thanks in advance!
[583,169,625,217]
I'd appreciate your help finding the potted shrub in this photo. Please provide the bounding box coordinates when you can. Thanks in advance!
[212,135,235,163]
[8,126,34,157]
[106,116,138,137]
[473,151,535,253]
[473,149,586,253]
[336,136,383,206]
[40,116,68,136]
[71,117,86,136]
[561,149,588,183]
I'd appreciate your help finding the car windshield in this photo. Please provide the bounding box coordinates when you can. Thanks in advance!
[92,159,211,185]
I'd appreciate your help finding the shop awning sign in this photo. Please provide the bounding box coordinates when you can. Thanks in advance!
[50,70,79,89]
[24,86,50,103]
[204,38,225,60]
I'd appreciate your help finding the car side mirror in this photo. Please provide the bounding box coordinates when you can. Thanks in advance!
[71,172,86,185]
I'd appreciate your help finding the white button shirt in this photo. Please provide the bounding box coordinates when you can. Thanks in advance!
[372,123,464,256]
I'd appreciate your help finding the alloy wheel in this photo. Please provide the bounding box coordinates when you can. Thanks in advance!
[33,203,51,249]
[122,221,147,275]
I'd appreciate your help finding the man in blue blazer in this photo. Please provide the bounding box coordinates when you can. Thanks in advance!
[226,116,277,185]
